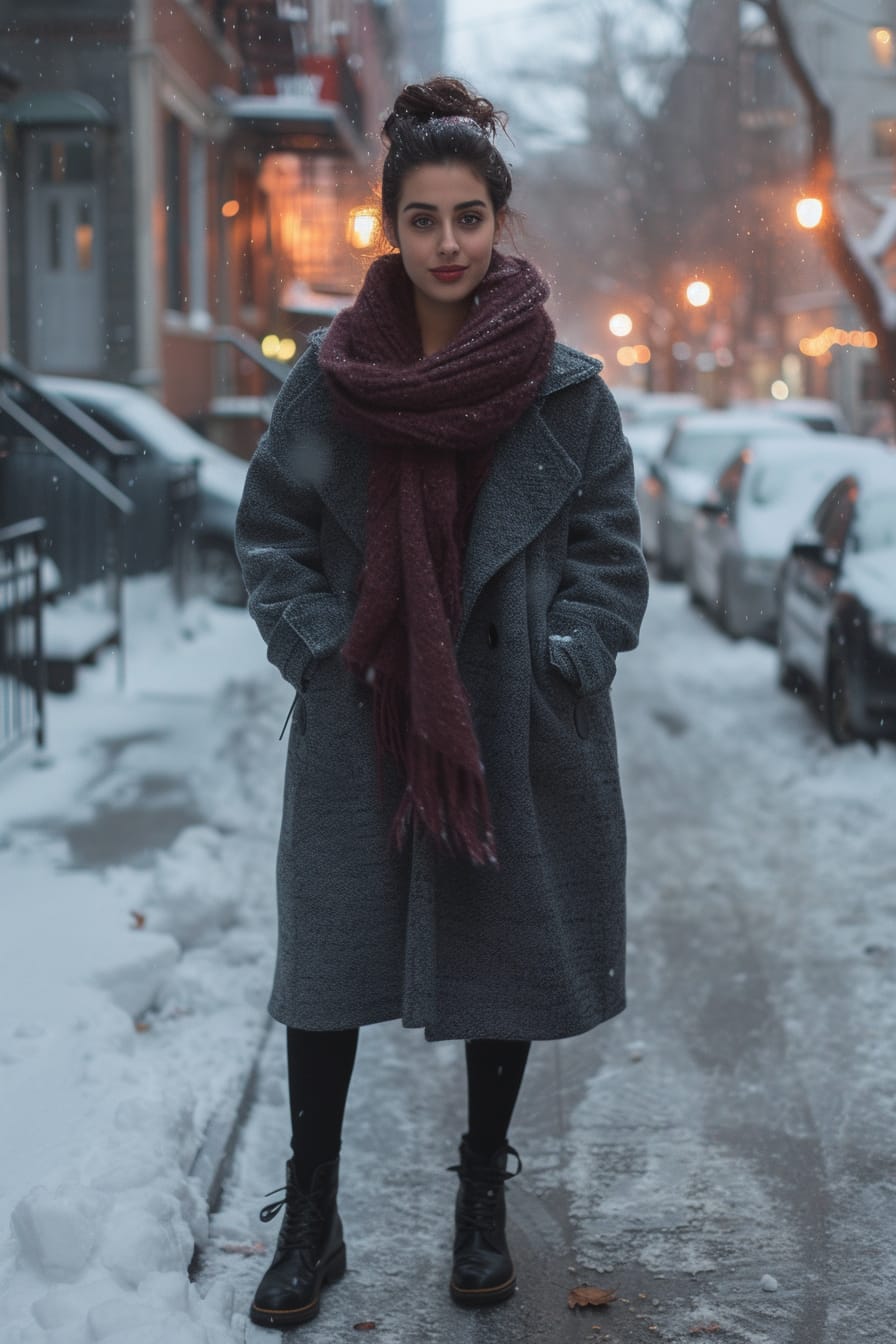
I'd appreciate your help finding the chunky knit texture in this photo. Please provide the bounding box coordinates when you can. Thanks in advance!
[318,252,554,864]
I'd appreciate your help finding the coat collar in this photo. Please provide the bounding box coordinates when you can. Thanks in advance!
[307,331,597,636]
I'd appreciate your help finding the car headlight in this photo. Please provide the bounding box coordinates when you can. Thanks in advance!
[870,619,896,655]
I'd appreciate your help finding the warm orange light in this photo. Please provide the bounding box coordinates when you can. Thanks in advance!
[617,346,637,367]
[870,26,895,66]
[221,199,240,218]
[686,280,711,308]
[795,197,823,229]
[347,206,379,249]
[633,344,651,364]
[799,327,877,356]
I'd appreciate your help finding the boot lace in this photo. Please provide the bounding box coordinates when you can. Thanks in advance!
[258,1182,325,1249]
[448,1143,522,1233]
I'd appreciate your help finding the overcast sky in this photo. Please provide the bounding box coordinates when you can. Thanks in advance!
[444,0,691,149]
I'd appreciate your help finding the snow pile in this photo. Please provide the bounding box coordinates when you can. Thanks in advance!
[0,577,289,1343]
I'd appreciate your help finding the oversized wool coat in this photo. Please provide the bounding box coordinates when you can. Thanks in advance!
[235,329,649,1042]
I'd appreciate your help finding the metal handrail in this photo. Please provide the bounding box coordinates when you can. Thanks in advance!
[0,393,134,514]
[0,517,46,757]
[212,326,289,385]
[0,354,137,465]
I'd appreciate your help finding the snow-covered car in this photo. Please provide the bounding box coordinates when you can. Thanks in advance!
[638,411,813,578]
[777,452,896,743]
[687,434,888,640]
[37,376,248,604]
[617,390,704,432]
[626,422,669,490]
[731,397,848,434]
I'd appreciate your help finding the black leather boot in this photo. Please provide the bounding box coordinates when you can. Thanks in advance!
[249,1157,346,1330]
[449,1135,522,1306]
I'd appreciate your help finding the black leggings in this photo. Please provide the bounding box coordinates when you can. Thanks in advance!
[286,1027,530,1188]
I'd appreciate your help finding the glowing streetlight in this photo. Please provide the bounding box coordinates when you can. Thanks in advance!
[870,26,894,66]
[795,196,824,229]
[347,206,379,249]
[686,280,712,308]
[609,312,634,338]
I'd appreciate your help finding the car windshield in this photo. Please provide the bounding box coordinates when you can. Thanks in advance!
[667,429,753,471]
[748,458,820,506]
[853,493,896,552]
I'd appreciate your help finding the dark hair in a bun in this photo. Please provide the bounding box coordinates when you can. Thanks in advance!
[380,76,513,236]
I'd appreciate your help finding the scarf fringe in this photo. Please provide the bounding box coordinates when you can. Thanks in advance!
[391,731,497,868]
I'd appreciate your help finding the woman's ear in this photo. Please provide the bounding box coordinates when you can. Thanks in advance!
[493,206,508,245]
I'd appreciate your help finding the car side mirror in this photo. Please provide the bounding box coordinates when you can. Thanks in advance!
[791,538,839,567]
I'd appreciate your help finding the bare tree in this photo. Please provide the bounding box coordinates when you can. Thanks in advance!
[751,0,896,413]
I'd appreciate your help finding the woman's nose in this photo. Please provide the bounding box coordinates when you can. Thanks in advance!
[438,228,460,255]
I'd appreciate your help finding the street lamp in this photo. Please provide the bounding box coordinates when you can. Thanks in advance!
[870,25,894,66]
[686,280,712,308]
[347,206,379,250]
[795,196,824,229]
[609,312,633,337]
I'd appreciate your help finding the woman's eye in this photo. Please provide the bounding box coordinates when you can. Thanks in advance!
[411,216,433,228]
[460,213,484,227]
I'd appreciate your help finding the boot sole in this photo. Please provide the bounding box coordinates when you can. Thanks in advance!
[450,1272,517,1307]
[249,1243,347,1330]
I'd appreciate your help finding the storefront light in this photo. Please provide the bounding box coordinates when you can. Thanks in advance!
[870,26,895,66]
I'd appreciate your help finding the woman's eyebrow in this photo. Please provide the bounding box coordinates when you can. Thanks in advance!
[401,199,488,212]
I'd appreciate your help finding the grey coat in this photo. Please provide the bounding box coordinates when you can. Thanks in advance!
[235,332,649,1041]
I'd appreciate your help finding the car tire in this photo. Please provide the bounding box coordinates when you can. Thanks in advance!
[197,541,247,606]
[825,649,858,745]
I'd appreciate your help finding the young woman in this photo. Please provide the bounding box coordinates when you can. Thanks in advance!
[235,76,649,1330]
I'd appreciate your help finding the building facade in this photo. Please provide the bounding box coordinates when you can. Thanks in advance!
[0,0,403,442]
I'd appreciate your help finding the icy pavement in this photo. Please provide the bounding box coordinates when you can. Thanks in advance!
[1,574,894,1343]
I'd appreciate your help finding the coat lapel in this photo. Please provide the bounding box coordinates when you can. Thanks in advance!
[459,403,582,634]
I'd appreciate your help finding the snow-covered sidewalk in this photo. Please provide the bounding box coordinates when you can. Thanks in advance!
[0,578,289,1344]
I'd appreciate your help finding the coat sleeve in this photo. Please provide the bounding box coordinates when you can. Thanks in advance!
[235,347,354,688]
[547,379,649,694]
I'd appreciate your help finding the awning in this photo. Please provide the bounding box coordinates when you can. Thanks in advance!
[1,90,114,128]
[225,95,366,163]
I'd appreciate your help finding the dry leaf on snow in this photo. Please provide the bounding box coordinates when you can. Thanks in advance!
[567,1285,618,1309]
[130,910,146,929]
[352,1324,377,1332]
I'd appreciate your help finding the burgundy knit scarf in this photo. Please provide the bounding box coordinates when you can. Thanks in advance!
[318,250,555,865]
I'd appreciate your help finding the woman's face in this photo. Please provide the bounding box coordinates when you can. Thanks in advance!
[393,161,505,316]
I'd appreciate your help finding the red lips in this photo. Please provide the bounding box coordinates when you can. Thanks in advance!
[429,267,468,282]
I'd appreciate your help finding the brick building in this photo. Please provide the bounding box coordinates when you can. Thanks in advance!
[0,0,405,439]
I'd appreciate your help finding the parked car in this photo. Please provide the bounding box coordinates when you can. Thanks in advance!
[731,397,848,434]
[637,411,813,577]
[626,422,669,489]
[617,390,704,432]
[777,453,896,743]
[687,434,887,640]
[37,376,248,604]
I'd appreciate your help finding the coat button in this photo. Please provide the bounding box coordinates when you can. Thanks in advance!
[487,623,499,648]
